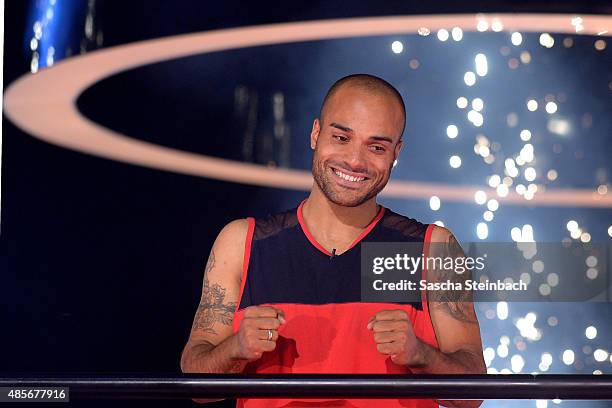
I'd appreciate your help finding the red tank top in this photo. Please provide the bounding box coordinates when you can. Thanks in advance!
[233,202,439,408]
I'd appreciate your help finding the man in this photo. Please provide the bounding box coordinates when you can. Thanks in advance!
[181,74,486,407]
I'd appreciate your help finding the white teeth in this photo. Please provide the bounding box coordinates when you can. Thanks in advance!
[334,169,365,182]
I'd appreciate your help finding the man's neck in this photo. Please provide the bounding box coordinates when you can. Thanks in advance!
[301,187,380,253]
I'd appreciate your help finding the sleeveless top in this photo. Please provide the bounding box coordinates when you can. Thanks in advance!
[232,201,440,408]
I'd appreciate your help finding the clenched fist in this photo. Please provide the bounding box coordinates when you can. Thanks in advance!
[232,306,286,361]
[367,309,423,366]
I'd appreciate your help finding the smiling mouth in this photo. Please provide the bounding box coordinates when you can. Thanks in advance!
[330,166,369,183]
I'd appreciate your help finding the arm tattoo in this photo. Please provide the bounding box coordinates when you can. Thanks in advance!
[429,234,478,324]
[191,250,237,334]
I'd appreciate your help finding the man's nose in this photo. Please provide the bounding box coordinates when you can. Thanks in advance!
[346,145,368,172]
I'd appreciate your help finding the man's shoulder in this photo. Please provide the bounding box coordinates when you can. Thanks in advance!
[217,218,251,243]
[379,206,430,240]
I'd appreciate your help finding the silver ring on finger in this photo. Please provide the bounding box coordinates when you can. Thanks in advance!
[267,329,273,341]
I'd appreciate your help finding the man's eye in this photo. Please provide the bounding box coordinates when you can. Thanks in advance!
[333,135,348,142]
[370,145,385,152]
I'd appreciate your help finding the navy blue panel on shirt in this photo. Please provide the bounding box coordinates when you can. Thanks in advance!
[239,205,428,311]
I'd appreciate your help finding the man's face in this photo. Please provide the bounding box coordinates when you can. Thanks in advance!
[311,86,404,207]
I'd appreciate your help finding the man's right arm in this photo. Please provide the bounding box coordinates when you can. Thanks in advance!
[180,219,248,374]
[180,219,285,377]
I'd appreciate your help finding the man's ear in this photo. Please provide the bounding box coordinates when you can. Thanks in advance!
[393,139,403,162]
[310,118,321,150]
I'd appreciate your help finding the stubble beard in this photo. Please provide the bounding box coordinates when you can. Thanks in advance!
[311,154,390,208]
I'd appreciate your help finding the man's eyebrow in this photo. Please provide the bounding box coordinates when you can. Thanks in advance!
[329,123,353,133]
[369,136,394,144]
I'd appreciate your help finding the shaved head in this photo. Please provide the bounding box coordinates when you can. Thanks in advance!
[319,74,406,139]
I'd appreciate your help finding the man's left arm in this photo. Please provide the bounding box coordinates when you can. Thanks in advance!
[368,226,486,408]
[413,225,486,372]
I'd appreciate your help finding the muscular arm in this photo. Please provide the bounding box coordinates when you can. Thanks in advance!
[410,226,486,408]
[180,219,249,402]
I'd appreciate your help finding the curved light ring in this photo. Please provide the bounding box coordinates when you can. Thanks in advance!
[4,14,612,207]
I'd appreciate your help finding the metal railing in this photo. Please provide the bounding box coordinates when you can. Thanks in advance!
[1,374,611,400]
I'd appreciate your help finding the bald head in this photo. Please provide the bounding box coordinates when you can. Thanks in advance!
[319,74,406,139]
